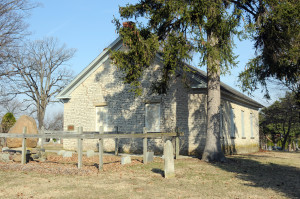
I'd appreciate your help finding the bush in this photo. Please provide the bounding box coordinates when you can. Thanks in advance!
[1,112,16,133]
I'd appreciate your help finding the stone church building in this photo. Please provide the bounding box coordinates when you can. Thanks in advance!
[56,37,263,156]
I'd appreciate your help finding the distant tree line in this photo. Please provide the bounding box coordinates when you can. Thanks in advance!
[260,92,300,151]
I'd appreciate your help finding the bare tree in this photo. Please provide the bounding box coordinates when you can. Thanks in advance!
[44,111,63,131]
[0,98,25,118]
[1,37,76,129]
[0,0,36,70]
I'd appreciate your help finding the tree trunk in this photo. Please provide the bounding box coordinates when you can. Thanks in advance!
[201,32,226,162]
[37,100,47,129]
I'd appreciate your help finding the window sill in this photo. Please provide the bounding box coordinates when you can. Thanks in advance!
[250,137,255,139]
[230,136,236,139]
[242,137,246,139]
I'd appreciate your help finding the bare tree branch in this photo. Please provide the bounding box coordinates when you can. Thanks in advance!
[1,37,76,129]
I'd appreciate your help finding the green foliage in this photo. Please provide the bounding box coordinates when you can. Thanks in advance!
[239,0,300,98]
[260,92,300,149]
[110,23,159,95]
[111,0,244,94]
[1,112,16,133]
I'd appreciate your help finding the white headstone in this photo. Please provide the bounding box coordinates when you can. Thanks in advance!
[57,150,65,156]
[63,151,73,158]
[86,150,95,157]
[0,153,10,162]
[1,147,9,152]
[164,140,175,178]
[146,152,154,163]
[121,156,131,165]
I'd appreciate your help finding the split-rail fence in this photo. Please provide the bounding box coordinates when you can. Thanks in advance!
[0,126,183,170]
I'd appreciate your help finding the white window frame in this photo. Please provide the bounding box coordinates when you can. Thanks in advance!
[96,106,109,132]
[241,110,245,138]
[230,108,235,138]
[250,113,254,138]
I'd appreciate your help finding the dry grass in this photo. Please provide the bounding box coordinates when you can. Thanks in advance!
[0,151,299,199]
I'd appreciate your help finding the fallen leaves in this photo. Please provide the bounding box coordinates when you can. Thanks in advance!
[0,154,144,176]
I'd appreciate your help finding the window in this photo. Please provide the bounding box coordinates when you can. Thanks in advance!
[145,103,160,132]
[230,108,235,138]
[220,106,224,138]
[96,106,108,132]
[250,113,254,138]
[241,110,245,138]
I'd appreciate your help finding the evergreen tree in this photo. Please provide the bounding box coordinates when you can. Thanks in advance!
[239,0,300,99]
[260,92,300,150]
[1,112,16,133]
[110,0,295,161]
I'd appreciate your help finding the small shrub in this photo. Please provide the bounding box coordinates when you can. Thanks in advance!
[1,112,16,133]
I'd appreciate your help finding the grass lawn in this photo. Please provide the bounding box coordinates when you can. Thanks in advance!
[0,151,299,199]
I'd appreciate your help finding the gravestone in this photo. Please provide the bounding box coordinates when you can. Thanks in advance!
[146,152,154,163]
[121,156,131,165]
[164,140,175,178]
[6,115,38,148]
[268,146,272,151]
[63,151,73,158]
[0,153,10,162]
[57,150,65,156]
[1,147,9,152]
[86,150,95,157]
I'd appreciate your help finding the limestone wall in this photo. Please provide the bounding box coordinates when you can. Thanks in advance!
[221,100,259,154]
[63,56,259,155]
[63,57,180,153]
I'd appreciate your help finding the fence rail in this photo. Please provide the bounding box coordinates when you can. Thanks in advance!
[0,126,183,170]
[0,132,181,139]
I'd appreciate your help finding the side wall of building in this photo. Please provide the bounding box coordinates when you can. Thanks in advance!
[63,57,185,153]
[63,56,259,155]
[184,91,260,156]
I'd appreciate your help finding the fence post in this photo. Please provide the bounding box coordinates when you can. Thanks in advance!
[77,127,83,169]
[143,127,147,164]
[98,126,104,170]
[114,126,119,156]
[40,126,45,149]
[175,127,180,159]
[21,127,27,165]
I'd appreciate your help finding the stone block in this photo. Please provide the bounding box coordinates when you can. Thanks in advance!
[0,153,10,162]
[37,148,45,152]
[164,140,175,178]
[1,147,9,152]
[121,156,131,165]
[146,152,154,163]
[32,154,39,159]
[7,115,38,148]
[86,150,95,157]
[13,155,21,162]
[57,150,65,156]
[63,151,73,158]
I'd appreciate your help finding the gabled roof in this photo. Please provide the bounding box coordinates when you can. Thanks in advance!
[56,37,263,109]
[56,37,123,99]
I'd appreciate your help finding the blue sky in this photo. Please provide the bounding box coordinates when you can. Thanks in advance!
[26,0,283,116]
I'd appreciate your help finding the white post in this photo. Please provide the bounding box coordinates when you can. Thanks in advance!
[99,126,104,170]
[21,127,27,165]
[143,127,147,164]
[114,126,119,156]
[77,127,83,169]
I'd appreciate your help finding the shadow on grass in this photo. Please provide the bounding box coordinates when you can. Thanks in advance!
[151,168,164,177]
[214,156,300,199]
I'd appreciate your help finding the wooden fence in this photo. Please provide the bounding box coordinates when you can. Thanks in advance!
[0,126,183,170]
